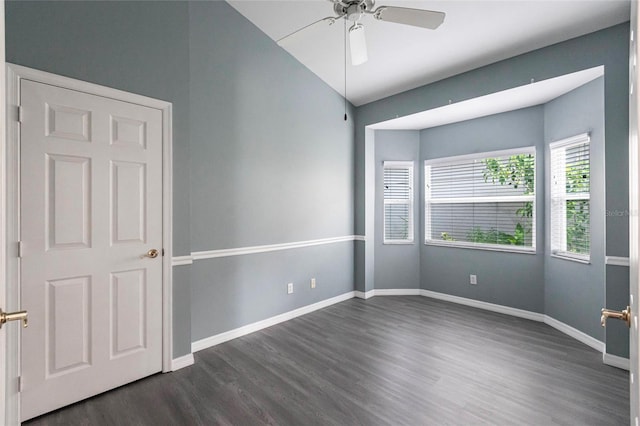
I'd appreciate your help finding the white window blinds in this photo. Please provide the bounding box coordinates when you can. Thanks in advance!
[383,161,414,243]
[425,148,536,252]
[550,133,590,260]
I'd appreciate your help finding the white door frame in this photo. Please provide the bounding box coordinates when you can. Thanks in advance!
[631,2,640,423]
[4,63,173,423]
[0,1,8,424]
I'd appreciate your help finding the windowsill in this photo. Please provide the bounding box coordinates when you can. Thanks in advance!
[384,240,415,245]
[425,240,536,255]
[551,252,591,264]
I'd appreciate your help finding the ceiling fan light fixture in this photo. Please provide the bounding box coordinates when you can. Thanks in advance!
[348,23,368,66]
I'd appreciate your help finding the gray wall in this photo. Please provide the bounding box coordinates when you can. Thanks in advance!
[355,23,629,355]
[5,0,192,255]
[355,24,629,300]
[607,265,631,357]
[189,2,354,250]
[190,243,354,339]
[6,0,194,357]
[6,1,356,357]
[374,130,420,289]
[420,107,546,313]
[4,1,631,359]
[544,78,607,342]
[373,79,611,346]
[188,2,355,342]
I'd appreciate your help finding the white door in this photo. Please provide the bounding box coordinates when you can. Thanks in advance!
[19,79,164,421]
[631,3,640,424]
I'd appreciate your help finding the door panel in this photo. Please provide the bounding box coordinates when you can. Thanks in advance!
[111,161,146,244]
[20,80,163,421]
[111,115,146,148]
[46,276,92,377]
[47,154,92,249]
[110,268,146,358]
[46,103,91,141]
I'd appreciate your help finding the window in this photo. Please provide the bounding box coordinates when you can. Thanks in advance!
[550,133,590,261]
[383,161,414,243]
[425,148,536,252]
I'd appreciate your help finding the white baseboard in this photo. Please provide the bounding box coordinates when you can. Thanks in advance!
[420,289,546,323]
[419,289,604,353]
[543,315,604,352]
[192,291,355,353]
[372,288,421,296]
[354,290,374,299]
[603,351,630,370]
[355,289,420,299]
[189,287,612,369]
[171,353,194,371]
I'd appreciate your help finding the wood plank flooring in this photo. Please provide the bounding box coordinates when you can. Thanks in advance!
[26,296,629,425]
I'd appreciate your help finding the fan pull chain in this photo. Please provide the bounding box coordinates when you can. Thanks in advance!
[344,18,348,121]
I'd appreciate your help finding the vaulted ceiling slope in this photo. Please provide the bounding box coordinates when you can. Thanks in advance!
[228,0,630,106]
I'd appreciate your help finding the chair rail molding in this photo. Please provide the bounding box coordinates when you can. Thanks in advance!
[605,256,630,267]
[172,235,364,265]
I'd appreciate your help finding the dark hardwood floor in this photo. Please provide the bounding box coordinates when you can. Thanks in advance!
[26,296,629,425]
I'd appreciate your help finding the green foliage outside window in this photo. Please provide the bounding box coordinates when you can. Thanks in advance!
[466,223,527,246]
[459,154,535,246]
[483,155,535,196]
[442,153,589,251]
[565,159,590,254]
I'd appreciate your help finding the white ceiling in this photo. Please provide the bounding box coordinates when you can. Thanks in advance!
[227,0,630,106]
[370,65,604,130]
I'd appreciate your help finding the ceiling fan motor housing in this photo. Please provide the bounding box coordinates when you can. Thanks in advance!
[335,0,375,21]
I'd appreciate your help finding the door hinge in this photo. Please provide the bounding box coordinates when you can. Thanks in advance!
[17,105,24,123]
[18,376,22,392]
[17,241,23,258]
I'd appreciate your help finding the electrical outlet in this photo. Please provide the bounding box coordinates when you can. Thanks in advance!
[287,282,294,294]
[470,274,477,285]
[311,278,316,289]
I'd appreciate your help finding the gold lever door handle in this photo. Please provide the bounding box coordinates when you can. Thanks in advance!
[0,309,28,329]
[141,249,159,259]
[601,306,631,328]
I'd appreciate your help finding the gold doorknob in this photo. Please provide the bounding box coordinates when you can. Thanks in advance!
[141,249,159,259]
[0,308,28,329]
[601,306,631,328]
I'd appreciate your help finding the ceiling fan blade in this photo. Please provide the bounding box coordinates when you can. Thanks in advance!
[372,6,445,30]
[277,16,340,46]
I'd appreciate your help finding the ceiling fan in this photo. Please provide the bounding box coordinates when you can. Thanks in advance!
[277,0,446,66]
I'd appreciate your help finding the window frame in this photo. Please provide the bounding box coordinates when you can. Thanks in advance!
[383,161,415,244]
[549,133,591,263]
[424,147,537,254]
